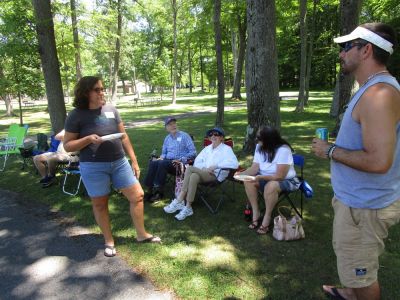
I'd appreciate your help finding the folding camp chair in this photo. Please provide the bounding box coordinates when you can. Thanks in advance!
[275,154,312,219]
[197,137,238,214]
[0,124,28,171]
[62,158,83,196]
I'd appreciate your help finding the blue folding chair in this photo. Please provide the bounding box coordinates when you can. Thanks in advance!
[276,154,313,218]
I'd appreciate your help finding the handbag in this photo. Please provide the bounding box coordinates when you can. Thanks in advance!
[273,206,305,241]
[174,162,185,198]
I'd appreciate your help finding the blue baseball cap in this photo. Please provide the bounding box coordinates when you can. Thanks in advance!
[206,127,225,137]
[164,116,177,126]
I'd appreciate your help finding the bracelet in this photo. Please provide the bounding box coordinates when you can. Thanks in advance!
[325,144,337,159]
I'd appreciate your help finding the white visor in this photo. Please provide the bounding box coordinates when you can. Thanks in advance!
[333,26,393,55]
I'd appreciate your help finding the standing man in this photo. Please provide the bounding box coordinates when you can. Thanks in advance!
[312,23,400,300]
[144,117,196,202]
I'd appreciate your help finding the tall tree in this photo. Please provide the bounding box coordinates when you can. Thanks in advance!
[171,0,178,104]
[70,0,82,80]
[32,0,66,133]
[304,0,318,105]
[331,0,363,136]
[111,0,122,103]
[214,0,225,127]
[244,0,280,153]
[0,0,43,119]
[295,0,307,112]
[231,2,247,101]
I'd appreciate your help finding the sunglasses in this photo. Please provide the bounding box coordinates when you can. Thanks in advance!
[208,132,221,137]
[92,87,105,93]
[341,41,367,53]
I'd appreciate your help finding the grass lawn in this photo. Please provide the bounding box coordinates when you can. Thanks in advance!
[1,91,399,299]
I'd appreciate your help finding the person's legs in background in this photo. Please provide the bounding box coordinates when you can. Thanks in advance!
[244,180,263,229]
[258,181,281,234]
[174,166,216,221]
[146,159,174,202]
[33,153,48,180]
[143,159,159,200]
[33,152,56,187]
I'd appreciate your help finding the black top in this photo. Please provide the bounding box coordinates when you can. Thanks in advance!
[65,104,125,162]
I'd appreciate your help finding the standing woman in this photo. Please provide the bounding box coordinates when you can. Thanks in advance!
[64,76,160,257]
[236,126,300,234]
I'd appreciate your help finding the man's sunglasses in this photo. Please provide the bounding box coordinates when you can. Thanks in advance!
[208,132,221,137]
[93,87,105,93]
[340,41,368,53]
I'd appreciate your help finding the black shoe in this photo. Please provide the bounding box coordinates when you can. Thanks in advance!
[42,176,55,188]
[39,176,48,184]
[144,192,154,202]
[149,191,163,203]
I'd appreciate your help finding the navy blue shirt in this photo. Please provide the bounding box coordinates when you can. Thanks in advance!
[65,104,124,162]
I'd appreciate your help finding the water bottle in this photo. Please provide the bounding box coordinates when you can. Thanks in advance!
[244,202,252,221]
[150,149,157,159]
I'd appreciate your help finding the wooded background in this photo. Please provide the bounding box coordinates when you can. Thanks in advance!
[0,0,399,151]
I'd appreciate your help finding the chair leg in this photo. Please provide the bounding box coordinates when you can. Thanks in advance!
[199,185,228,214]
[62,171,82,196]
[278,194,303,219]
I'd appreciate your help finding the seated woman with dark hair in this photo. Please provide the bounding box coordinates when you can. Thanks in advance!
[236,126,300,234]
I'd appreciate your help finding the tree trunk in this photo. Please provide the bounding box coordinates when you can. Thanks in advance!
[111,0,122,104]
[331,0,363,136]
[244,0,280,153]
[70,0,82,81]
[188,42,193,93]
[3,95,13,117]
[214,0,225,127]
[171,0,178,104]
[32,0,66,133]
[232,13,246,100]
[305,0,317,105]
[225,42,230,92]
[295,0,307,112]
[231,29,238,89]
[0,66,13,116]
[199,43,204,92]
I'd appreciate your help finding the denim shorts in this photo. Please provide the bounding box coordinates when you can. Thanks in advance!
[259,177,300,193]
[80,157,138,197]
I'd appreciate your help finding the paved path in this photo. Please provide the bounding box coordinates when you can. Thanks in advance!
[0,189,173,300]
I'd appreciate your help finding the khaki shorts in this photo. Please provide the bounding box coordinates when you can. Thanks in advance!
[332,197,400,288]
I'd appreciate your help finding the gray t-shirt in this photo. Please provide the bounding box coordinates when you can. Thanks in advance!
[65,104,125,162]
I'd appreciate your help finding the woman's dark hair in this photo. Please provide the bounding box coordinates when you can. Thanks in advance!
[257,126,294,162]
[73,76,101,109]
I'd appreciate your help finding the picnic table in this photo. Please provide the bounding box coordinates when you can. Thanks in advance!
[22,100,35,107]
[133,97,161,108]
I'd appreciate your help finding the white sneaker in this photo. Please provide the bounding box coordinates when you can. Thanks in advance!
[175,206,193,221]
[163,198,185,214]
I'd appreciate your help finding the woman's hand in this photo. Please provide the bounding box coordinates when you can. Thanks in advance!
[203,166,215,174]
[87,134,103,145]
[132,163,140,178]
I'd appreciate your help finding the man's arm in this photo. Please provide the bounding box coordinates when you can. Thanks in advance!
[313,84,400,173]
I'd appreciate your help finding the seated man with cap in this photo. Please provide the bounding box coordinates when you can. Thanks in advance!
[144,116,197,202]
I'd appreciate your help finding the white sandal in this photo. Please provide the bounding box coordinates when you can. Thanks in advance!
[104,245,116,257]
